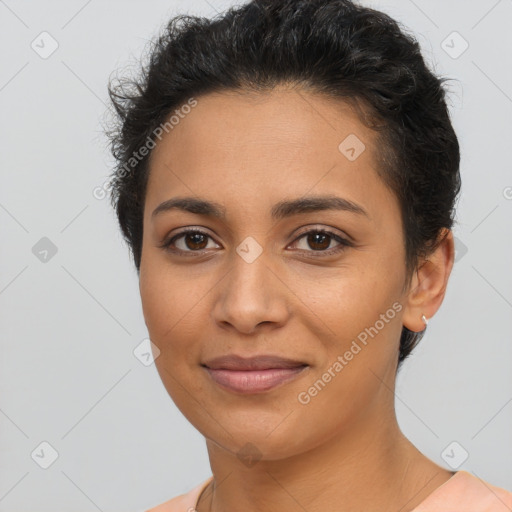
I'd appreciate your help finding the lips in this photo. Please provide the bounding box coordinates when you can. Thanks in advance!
[202,354,307,371]
[201,354,309,393]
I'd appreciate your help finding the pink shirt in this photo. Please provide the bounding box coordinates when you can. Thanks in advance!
[146,471,512,512]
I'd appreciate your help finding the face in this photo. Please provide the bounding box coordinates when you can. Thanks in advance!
[139,86,410,461]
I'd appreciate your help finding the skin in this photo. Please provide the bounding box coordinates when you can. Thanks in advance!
[139,84,456,512]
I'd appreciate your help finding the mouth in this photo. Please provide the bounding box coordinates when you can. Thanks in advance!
[202,366,309,394]
[201,354,309,394]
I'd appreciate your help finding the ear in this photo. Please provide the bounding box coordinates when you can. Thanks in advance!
[402,228,455,333]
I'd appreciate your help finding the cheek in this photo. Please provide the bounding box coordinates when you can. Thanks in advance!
[139,274,171,342]
[138,258,223,402]
[139,264,211,412]
[139,259,209,343]
[295,252,404,402]
[300,260,402,340]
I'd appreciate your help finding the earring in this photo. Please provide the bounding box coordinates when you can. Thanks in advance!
[421,314,428,327]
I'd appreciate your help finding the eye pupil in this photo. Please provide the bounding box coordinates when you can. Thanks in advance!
[186,233,208,250]
[308,232,331,251]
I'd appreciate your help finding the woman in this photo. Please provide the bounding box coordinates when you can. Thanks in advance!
[105,0,512,510]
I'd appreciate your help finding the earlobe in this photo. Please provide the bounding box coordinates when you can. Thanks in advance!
[401,229,455,333]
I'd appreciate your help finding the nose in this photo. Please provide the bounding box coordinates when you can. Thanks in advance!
[211,249,291,335]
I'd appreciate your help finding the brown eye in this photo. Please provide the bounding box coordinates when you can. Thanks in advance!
[305,232,332,251]
[182,232,209,250]
[160,229,219,253]
[290,229,352,256]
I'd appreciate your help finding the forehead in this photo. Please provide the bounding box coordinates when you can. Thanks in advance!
[150,86,374,162]
[144,86,395,225]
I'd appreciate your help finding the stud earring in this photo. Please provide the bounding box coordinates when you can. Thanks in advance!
[421,314,428,327]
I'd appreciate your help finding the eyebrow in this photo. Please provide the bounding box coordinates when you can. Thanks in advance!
[151,195,369,221]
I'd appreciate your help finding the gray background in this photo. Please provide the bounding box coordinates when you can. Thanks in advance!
[1,0,511,510]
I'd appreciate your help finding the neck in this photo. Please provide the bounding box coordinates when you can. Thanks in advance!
[198,405,453,512]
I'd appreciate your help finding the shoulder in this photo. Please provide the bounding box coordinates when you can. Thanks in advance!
[145,476,213,512]
[413,471,512,512]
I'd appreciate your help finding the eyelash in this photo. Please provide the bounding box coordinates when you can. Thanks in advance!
[159,227,352,258]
